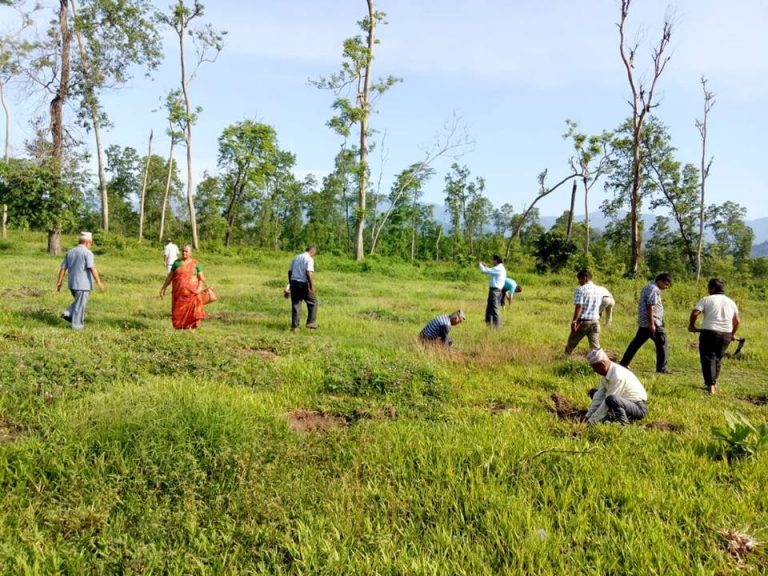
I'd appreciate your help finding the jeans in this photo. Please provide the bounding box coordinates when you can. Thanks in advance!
[620,325,668,372]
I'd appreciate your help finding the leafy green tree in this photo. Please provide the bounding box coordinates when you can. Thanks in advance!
[194,172,226,244]
[706,201,753,266]
[533,230,577,274]
[313,0,400,260]
[216,120,281,247]
[444,163,488,258]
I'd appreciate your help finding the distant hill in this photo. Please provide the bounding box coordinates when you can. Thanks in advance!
[753,241,768,258]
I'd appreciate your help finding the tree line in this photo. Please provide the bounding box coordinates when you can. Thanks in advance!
[0,0,760,280]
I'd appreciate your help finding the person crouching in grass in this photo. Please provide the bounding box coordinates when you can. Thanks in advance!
[584,348,648,425]
[419,310,466,348]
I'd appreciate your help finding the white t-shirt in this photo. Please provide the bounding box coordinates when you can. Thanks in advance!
[586,363,647,423]
[164,243,179,266]
[694,294,739,333]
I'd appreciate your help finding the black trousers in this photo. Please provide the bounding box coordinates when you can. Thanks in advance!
[699,329,732,386]
[620,326,668,372]
[290,280,317,328]
[485,288,502,327]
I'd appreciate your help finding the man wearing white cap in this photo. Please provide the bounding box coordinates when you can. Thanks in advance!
[584,348,648,425]
[419,310,466,348]
[55,232,105,330]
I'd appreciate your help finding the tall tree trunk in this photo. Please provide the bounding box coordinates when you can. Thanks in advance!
[353,0,375,261]
[138,130,153,241]
[159,133,175,241]
[583,177,590,253]
[70,0,109,232]
[1,81,8,239]
[178,6,199,249]
[566,180,577,239]
[48,0,72,256]
[696,77,714,282]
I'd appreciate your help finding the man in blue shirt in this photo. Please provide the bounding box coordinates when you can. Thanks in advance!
[564,269,602,355]
[478,255,506,328]
[501,277,522,308]
[56,232,105,330]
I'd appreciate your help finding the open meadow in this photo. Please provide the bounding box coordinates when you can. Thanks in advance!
[1,232,767,574]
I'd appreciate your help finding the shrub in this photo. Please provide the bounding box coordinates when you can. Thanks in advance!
[711,411,768,461]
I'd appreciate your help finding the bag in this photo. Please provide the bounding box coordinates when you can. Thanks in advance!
[201,286,218,305]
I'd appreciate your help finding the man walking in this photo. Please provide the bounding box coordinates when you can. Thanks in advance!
[620,273,672,373]
[289,245,318,332]
[564,269,602,354]
[478,255,506,328]
[163,238,180,273]
[688,278,740,394]
[56,231,105,330]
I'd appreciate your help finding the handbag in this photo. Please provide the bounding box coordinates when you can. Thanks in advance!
[201,286,218,305]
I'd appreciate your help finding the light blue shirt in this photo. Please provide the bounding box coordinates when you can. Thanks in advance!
[61,244,95,291]
[479,262,506,289]
[504,278,518,294]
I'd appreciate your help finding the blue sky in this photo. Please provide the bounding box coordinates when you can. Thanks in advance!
[3,0,768,219]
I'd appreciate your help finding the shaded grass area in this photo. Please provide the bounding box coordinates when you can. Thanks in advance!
[0,232,767,574]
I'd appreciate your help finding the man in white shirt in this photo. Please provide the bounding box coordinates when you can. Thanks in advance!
[584,348,648,425]
[289,245,318,332]
[163,238,180,273]
[478,255,506,328]
[596,284,615,326]
[688,278,740,395]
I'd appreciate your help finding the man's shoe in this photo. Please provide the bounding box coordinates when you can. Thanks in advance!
[60,311,71,322]
[306,323,318,329]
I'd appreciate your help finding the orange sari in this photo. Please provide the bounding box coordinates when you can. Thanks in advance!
[171,259,207,329]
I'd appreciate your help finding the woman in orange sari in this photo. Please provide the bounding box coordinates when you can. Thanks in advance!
[159,244,208,329]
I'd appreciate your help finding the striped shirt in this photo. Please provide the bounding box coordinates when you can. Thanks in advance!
[638,282,664,328]
[574,281,601,321]
[420,315,451,341]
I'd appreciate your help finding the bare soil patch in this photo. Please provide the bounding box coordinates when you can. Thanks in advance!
[287,410,348,433]
[644,421,684,432]
[0,419,23,444]
[240,348,278,360]
[2,286,42,298]
[738,395,768,407]
[548,392,587,421]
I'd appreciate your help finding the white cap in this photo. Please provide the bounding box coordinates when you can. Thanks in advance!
[79,231,93,241]
[586,348,609,365]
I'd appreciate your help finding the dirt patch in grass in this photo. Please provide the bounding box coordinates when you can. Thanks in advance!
[738,395,768,406]
[547,392,587,421]
[2,286,43,298]
[0,419,23,444]
[644,421,684,432]
[287,410,348,433]
[240,348,278,360]
[718,528,762,565]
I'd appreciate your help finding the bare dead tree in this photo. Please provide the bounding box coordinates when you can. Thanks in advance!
[618,0,673,276]
[138,129,153,241]
[695,76,715,281]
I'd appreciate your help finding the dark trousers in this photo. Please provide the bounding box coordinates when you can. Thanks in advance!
[587,388,648,424]
[605,395,648,424]
[485,288,501,327]
[290,280,317,328]
[620,326,668,372]
[699,330,732,386]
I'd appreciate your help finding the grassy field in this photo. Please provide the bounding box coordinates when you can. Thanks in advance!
[1,232,766,575]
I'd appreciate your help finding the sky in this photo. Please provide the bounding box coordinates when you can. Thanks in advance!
[3,0,768,220]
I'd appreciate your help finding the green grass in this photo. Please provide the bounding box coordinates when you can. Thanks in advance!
[1,231,766,574]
